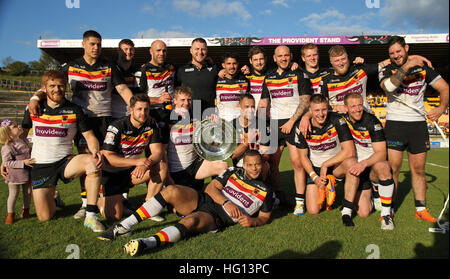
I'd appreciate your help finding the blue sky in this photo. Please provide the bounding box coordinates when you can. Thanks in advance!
[0,0,448,64]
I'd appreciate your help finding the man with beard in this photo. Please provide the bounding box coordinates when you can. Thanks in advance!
[176,38,218,116]
[98,94,164,220]
[21,70,105,232]
[379,36,449,223]
[27,30,134,220]
[215,52,249,122]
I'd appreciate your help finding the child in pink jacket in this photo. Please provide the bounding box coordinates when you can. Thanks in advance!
[1,119,35,224]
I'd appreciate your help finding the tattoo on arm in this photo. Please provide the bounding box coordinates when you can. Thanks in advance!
[290,95,310,122]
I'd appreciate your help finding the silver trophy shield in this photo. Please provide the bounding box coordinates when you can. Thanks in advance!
[193,118,237,161]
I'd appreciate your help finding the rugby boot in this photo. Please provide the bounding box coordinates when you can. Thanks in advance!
[97,224,131,241]
[415,208,437,223]
[21,208,31,219]
[123,239,145,257]
[5,213,15,224]
[380,215,395,230]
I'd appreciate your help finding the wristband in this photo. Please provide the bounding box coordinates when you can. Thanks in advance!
[30,96,40,102]
[312,175,318,181]
[222,200,229,206]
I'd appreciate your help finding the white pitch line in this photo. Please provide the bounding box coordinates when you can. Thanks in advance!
[403,159,449,169]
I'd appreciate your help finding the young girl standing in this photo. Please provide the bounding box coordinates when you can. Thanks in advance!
[0,119,35,224]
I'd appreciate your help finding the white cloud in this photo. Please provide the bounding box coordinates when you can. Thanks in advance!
[272,0,288,8]
[299,9,394,36]
[173,0,251,21]
[136,28,193,38]
[380,0,449,31]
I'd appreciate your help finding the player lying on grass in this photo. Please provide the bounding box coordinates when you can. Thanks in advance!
[98,150,274,257]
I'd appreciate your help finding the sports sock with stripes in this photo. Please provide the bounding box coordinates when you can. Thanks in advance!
[378,179,394,217]
[140,223,188,250]
[121,193,166,230]
[295,193,305,205]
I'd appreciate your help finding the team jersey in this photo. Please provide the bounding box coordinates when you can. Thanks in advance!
[22,99,91,164]
[342,111,386,162]
[176,62,219,110]
[261,69,313,119]
[139,62,176,99]
[60,57,126,118]
[232,117,262,167]
[319,64,378,109]
[302,67,333,94]
[111,63,141,119]
[295,111,353,168]
[245,69,266,107]
[216,73,249,122]
[379,64,441,122]
[215,167,274,221]
[102,116,162,172]
[164,112,200,173]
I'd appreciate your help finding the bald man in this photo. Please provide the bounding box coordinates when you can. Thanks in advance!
[258,45,313,216]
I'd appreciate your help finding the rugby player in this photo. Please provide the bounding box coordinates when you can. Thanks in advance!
[343,93,395,230]
[176,38,218,116]
[112,39,141,120]
[231,93,269,179]
[239,46,298,108]
[216,52,250,122]
[295,94,360,227]
[300,43,333,95]
[112,39,142,215]
[379,36,449,223]
[27,30,135,220]
[319,45,390,113]
[99,150,274,258]
[98,94,164,220]
[258,45,313,216]
[21,70,105,232]
[164,86,228,191]
[138,39,175,214]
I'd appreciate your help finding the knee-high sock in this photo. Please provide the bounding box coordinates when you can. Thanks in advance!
[121,193,166,230]
[140,223,188,250]
[378,179,394,217]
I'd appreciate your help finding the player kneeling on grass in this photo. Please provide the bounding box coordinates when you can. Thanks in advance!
[98,150,274,257]
[342,93,395,230]
[98,94,165,221]
[295,94,361,226]
[21,70,105,232]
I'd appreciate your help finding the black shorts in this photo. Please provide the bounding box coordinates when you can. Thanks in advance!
[358,167,372,191]
[263,118,298,147]
[170,157,205,191]
[306,166,335,185]
[384,120,430,154]
[75,116,113,149]
[194,192,235,230]
[31,155,74,189]
[100,169,134,197]
[150,108,170,145]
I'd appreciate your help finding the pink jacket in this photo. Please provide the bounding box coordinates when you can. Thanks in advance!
[1,137,32,184]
